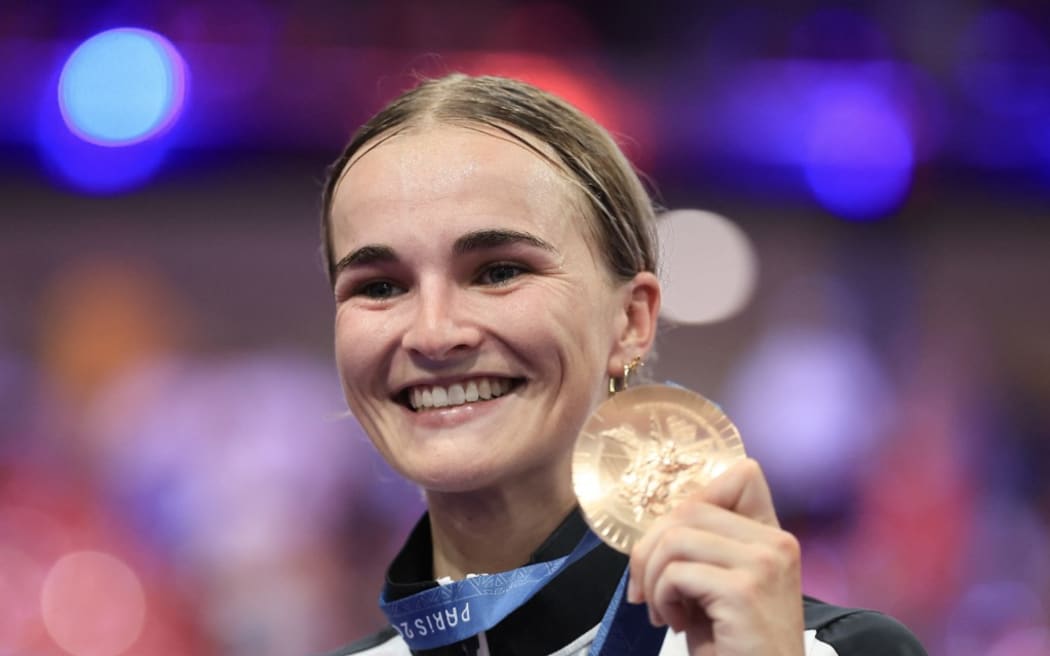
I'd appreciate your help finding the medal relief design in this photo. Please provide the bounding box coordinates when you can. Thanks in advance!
[573,385,746,554]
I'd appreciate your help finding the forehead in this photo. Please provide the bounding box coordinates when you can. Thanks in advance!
[328,124,588,251]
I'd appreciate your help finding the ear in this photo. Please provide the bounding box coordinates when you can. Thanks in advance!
[608,271,661,377]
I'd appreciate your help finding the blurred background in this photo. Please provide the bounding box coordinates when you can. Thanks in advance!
[2,1,1049,655]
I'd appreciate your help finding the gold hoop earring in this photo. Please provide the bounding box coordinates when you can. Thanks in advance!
[608,356,643,395]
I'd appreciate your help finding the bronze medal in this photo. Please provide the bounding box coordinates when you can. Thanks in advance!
[572,385,746,554]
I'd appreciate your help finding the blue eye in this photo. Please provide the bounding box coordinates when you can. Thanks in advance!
[479,263,525,286]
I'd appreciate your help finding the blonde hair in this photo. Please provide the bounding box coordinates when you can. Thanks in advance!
[320,74,658,285]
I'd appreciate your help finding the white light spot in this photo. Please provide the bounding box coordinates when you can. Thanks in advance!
[656,209,758,324]
[41,551,146,656]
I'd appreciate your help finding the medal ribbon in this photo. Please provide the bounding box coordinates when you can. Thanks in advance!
[588,569,667,655]
[378,530,664,654]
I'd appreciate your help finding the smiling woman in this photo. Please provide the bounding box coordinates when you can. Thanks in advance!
[328,122,646,505]
[318,75,926,656]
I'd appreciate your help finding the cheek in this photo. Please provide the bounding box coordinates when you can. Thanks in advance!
[333,313,358,371]
[332,312,399,450]
[333,309,389,393]
[496,281,616,366]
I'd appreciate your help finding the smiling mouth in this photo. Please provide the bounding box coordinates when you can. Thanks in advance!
[398,377,524,412]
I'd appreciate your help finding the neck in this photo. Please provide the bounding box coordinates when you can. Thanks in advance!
[426,460,576,580]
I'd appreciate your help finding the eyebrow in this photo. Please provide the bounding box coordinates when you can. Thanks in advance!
[453,229,557,256]
[332,229,557,278]
[332,244,396,277]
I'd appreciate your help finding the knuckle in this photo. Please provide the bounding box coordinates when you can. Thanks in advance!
[734,569,762,602]
[752,545,780,576]
[662,560,688,590]
[773,530,801,561]
[741,457,762,477]
[663,523,692,547]
[752,533,798,573]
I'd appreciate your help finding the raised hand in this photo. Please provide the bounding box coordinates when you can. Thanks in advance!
[627,458,805,656]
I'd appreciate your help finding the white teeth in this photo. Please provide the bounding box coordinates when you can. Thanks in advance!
[406,377,516,410]
[449,384,466,405]
[432,387,449,407]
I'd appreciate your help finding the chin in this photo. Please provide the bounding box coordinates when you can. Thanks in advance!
[408,465,505,495]
[392,447,516,493]
[407,449,572,498]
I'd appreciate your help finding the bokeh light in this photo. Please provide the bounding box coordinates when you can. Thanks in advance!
[695,58,919,217]
[727,321,894,508]
[41,551,147,656]
[36,259,188,409]
[0,545,47,650]
[36,74,171,194]
[656,209,758,324]
[58,28,187,146]
[802,84,914,220]
[461,51,646,162]
[2,4,1049,654]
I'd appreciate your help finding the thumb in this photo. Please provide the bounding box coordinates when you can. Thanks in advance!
[701,458,780,527]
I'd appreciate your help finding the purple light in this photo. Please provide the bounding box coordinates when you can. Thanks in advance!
[802,84,914,220]
[956,10,1050,120]
[726,318,895,507]
[701,60,919,216]
[36,85,169,194]
[955,9,1050,178]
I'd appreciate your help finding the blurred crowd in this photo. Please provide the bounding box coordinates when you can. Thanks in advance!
[0,259,424,655]
[0,219,1047,656]
[2,2,1050,655]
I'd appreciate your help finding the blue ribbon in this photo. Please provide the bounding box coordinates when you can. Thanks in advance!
[590,569,667,655]
[379,530,665,653]
[380,531,602,650]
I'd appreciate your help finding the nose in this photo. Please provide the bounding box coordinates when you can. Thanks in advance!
[401,281,482,362]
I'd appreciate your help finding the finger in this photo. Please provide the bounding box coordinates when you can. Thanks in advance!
[649,560,733,631]
[701,457,779,527]
[650,559,804,647]
[635,522,799,621]
[657,599,692,632]
[640,524,752,611]
[648,542,801,621]
[661,603,705,635]
[629,458,781,604]
[630,499,780,602]
[663,493,782,543]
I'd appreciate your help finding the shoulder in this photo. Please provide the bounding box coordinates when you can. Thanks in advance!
[317,627,408,656]
[803,596,927,656]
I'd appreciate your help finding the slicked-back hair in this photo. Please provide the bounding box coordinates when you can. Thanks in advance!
[320,74,658,286]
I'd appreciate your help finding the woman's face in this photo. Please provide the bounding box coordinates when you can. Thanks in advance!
[328,124,634,493]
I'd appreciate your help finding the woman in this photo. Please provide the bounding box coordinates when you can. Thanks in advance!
[320,74,925,655]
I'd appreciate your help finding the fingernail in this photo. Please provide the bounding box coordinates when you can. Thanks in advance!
[626,578,639,604]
